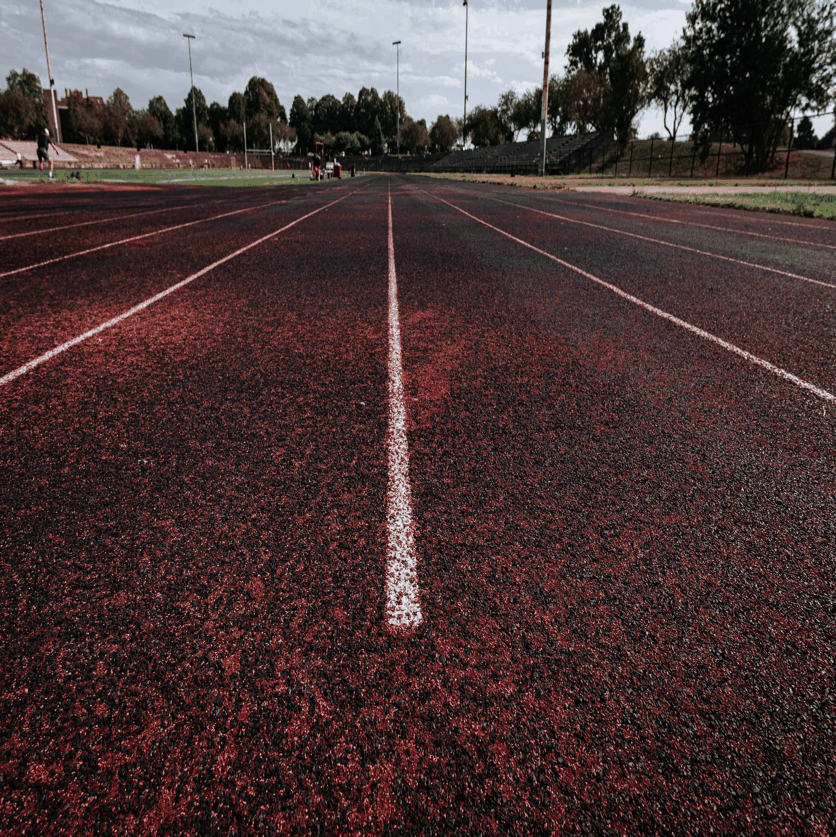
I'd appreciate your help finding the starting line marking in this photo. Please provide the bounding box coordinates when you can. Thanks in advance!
[385,186,423,631]
[0,193,352,388]
[475,193,836,291]
[428,192,836,407]
[0,198,290,280]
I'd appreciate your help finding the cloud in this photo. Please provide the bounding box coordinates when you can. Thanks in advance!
[419,93,450,110]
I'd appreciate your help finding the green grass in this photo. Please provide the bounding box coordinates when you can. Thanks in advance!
[639,191,836,220]
[0,168,351,187]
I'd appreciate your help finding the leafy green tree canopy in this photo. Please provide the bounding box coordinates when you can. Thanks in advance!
[683,0,836,170]
[566,4,648,143]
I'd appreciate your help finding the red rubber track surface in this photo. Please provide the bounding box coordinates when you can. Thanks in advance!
[1,176,834,835]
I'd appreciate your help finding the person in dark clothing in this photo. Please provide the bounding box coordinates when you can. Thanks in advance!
[37,129,55,179]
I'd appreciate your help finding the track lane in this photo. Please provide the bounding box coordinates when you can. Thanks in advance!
[0,191,353,374]
[420,181,836,393]
[389,178,835,834]
[0,182,397,834]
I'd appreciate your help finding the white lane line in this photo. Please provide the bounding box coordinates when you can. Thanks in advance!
[467,192,836,291]
[0,198,286,280]
[429,192,836,406]
[534,195,836,250]
[385,186,423,631]
[0,203,203,241]
[0,194,352,388]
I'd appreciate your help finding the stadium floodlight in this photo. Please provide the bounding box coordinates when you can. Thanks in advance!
[183,34,199,153]
[39,0,61,142]
[463,0,468,149]
[393,41,401,157]
[540,0,552,177]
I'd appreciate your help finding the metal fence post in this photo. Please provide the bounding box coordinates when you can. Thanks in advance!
[784,117,793,180]
[628,142,634,177]
[715,127,723,178]
[648,136,654,176]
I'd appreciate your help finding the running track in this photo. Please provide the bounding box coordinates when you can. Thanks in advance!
[1,176,834,835]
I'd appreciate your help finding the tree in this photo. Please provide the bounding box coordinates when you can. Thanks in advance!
[0,68,47,138]
[105,88,134,147]
[684,0,836,171]
[355,87,382,140]
[147,95,177,148]
[495,90,518,143]
[466,106,504,147]
[244,77,286,122]
[134,110,163,148]
[227,91,246,124]
[793,116,818,149]
[563,69,608,133]
[208,102,228,149]
[430,114,458,152]
[648,42,692,140]
[340,92,356,133]
[372,115,386,154]
[380,90,406,143]
[314,94,341,136]
[178,87,209,150]
[401,117,429,154]
[289,95,313,153]
[566,4,649,144]
[66,90,104,144]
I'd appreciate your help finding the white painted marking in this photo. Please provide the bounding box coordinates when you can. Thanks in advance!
[385,187,423,630]
[480,194,836,291]
[0,194,352,388]
[0,199,285,280]
[0,203,199,241]
[539,195,836,250]
[429,192,836,406]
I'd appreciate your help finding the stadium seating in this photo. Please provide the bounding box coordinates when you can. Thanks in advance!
[430,133,600,175]
[0,140,77,167]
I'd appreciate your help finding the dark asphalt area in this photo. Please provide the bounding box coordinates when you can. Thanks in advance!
[1,175,834,835]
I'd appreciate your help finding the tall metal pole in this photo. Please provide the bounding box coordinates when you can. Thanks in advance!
[463,0,469,149]
[39,0,61,142]
[183,34,199,153]
[269,121,274,170]
[243,119,247,170]
[393,41,401,157]
[540,0,552,177]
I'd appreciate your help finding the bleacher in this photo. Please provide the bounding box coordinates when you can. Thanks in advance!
[431,132,599,175]
[0,140,77,167]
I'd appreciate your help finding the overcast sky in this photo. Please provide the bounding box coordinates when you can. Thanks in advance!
[2,0,832,140]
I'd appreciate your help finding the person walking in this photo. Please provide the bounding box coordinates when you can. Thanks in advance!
[37,128,55,179]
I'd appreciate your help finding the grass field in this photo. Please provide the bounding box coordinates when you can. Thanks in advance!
[641,190,836,219]
[0,168,352,187]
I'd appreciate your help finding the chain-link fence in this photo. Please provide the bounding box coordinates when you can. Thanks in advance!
[577,112,836,180]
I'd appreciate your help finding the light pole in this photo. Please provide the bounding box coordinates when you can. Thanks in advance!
[39,0,61,142]
[463,0,469,149]
[183,33,199,153]
[539,0,552,177]
[393,41,401,156]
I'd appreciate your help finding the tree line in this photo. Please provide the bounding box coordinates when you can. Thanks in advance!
[461,0,835,171]
[0,71,435,156]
